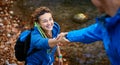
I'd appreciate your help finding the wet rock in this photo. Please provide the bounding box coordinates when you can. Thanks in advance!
[73,13,88,23]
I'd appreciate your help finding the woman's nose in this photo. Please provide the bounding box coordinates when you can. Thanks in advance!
[47,21,51,25]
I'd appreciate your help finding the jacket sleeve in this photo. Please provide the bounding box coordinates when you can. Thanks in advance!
[31,30,50,49]
[66,23,102,43]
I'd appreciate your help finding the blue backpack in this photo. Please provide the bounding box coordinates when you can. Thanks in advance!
[14,28,37,61]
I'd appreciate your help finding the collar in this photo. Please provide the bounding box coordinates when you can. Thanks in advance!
[96,8,120,27]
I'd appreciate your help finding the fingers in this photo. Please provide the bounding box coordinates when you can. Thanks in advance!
[56,37,70,46]
[58,58,63,65]
[57,32,69,42]
[59,61,63,65]
[63,37,70,42]
[56,32,70,46]
[60,37,70,43]
[56,32,68,40]
[56,34,61,40]
[57,42,63,46]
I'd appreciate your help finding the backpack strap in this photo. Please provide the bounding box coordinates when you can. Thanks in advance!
[34,22,52,54]
[34,22,47,38]
[26,28,40,57]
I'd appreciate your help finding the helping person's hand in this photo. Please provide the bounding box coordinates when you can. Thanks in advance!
[56,32,70,43]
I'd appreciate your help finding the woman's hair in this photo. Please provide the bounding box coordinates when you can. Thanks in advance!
[31,6,52,23]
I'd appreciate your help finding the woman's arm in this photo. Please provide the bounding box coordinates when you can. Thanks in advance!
[31,30,62,49]
[57,44,63,65]
[48,38,60,48]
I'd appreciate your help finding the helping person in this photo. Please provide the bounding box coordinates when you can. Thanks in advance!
[57,0,120,65]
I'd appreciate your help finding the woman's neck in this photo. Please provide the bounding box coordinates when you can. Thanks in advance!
[44,30,52,38]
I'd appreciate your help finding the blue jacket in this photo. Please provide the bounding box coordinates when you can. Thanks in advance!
[26,22,60,65]
[66,8,120,65]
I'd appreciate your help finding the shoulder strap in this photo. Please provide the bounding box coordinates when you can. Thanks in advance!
[27,28,42,57]
[34,22,47,38]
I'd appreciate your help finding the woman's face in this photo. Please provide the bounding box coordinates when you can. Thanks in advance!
[38,13,54,31]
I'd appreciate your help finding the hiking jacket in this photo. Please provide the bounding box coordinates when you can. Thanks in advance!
[26,22,60,65]
[66,8,120,65]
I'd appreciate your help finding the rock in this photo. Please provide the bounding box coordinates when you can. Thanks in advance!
[73,13,88,23]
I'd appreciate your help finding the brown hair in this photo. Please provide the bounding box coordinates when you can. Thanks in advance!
[31,6,52,23]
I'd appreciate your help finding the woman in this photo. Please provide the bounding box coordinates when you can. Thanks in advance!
[26,6,63,65]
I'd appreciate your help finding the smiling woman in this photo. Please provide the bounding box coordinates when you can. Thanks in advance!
[25,6,63,65]
[39,13,54,32]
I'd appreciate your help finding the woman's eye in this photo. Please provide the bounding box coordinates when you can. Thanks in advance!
[49,18,53,21]
[42,20,48,22]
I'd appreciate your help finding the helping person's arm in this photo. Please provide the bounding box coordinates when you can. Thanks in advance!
[66,23,102,43]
